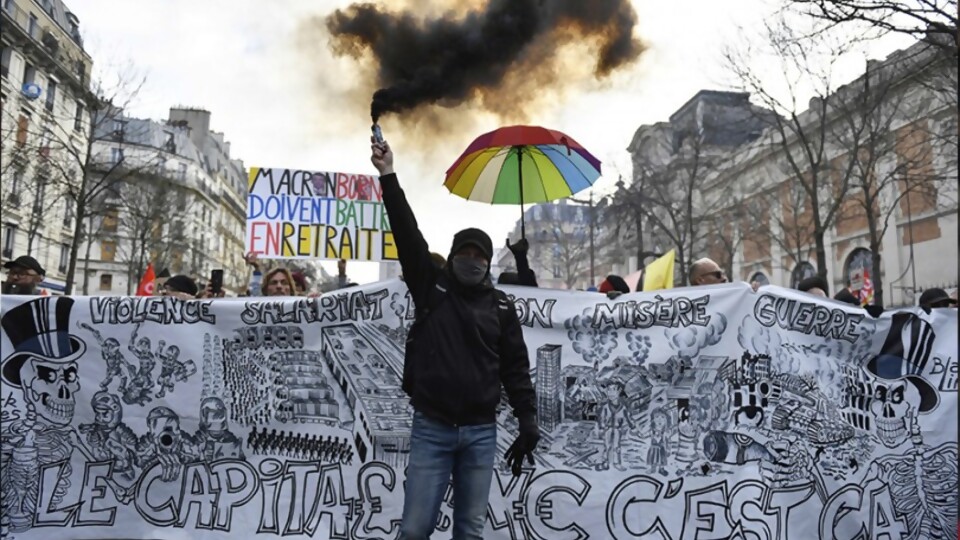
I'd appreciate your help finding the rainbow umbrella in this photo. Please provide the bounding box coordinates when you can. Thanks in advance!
[444,125,602,238]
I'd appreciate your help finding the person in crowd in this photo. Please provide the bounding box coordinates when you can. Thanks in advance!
[797,275,829,298]
[498,238,538,287]
[245,251,264,295]
[833,288,860,306]
[161,275,199,300]
[2,255,44,295]
[599,274,630,299]
[261,268,296,296]
[918,287,958,309]
[688,258,728,286]
[291,271,308,295]
[245,251,297,296]
[371,137,538,540]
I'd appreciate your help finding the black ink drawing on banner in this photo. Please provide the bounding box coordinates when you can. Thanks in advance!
[320,323,411,468]
[123,323,157,406]
[544,311,732,474]
[78,391,138,481]
[77,322,132,392]
[155,344,196,398]
[0,297,128,533]
[246,428,353,463]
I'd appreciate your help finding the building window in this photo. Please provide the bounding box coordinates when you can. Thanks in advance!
[99,273,112,291]
[16,114,28,147]
[9,167,22,197]
[0,48,10,79]
[164,132,175,153]
[63,198,74,227]
[39,127,51,157]
[2,224,16,258]
[28,13,38,38]
[44,79,57,112]
[111,147,124,164]
[178,163,187,181]
[102,208,119,232]
[74,103,83,131]
[22,62,36,85]
[100,240,116,262]
[790,262,816,289]
[58,243,68,273]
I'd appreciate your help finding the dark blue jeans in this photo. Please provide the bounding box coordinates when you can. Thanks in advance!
[399,411,497,539]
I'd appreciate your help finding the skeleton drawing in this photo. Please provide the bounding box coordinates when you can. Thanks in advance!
[862,421,958,540]
[78,322,133,392]
[123,324,159,406]
[78,391,138,480]
[0,298,140,533]
[155,344,197,398]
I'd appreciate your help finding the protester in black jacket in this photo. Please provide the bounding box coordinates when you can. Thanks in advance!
[499,237,538,287]
[371,138,538,540]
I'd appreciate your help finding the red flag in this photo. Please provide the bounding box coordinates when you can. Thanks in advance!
[136,263,156,296]
[860,268,874,306]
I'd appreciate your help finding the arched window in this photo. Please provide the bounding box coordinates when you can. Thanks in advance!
[844,248,872,290]
[750,272,770,286]
[791,262,816,288]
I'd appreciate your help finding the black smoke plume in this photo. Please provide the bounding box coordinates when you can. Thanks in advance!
[326,0,644,122]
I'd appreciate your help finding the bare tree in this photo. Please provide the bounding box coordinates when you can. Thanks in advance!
[724,16,867,280]
[786,0,958,55]
[519,205,593,289]
[111,172,196,294]
[622,133,721,285]
[830,52,954,306]
[37,74,157,294]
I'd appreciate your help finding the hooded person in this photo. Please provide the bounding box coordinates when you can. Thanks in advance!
[371,137,538,540]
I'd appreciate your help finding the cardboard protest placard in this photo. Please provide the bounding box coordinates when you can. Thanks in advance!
[1,283,956,539]
[245,167,397,261]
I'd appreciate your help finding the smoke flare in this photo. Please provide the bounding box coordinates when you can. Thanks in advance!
[325,0,645,122]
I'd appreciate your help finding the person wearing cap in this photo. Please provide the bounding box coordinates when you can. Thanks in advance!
[2,255,45,295]
[371,137,538,540]
[161,275,199,300]
[918,287,958,309]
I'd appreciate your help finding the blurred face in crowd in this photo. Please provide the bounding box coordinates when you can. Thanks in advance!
[5,266,42,290]
[691,259,727,286]
[264,270,293,296]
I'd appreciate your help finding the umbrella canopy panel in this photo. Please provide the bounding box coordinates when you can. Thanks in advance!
[444,126,602,205]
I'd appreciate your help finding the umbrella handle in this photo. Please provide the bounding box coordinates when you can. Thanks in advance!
[517,146,525,239]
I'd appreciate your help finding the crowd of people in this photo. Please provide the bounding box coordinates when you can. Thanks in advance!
[1,241,957,312]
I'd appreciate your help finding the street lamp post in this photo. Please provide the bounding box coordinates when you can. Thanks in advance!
[570,192,596,286]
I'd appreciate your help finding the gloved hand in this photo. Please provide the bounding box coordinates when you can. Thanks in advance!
[504,413,540,476]
[506,238,529,258]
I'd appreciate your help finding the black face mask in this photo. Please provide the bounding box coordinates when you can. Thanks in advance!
[452,257,488,286]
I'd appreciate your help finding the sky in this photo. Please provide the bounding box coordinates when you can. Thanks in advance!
[66,0,911,285]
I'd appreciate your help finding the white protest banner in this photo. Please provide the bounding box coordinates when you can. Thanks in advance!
[1,283,956,539]
[245,167,397,261]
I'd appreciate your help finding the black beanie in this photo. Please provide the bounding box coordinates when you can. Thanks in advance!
[450,228,493,260]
